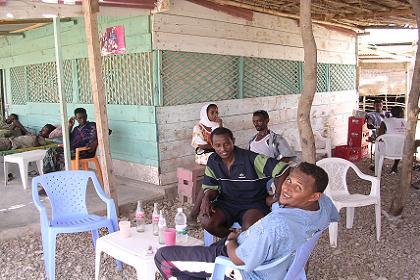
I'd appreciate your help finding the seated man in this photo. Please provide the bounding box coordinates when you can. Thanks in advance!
[366,99,389,140]
[154,162,339,280]
[248,110,295,161]
[0,113,28,137]
[42,108,98,174]
[200,127,290,238]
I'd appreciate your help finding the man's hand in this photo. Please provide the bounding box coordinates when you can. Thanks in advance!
[227,229,241,241]
[68,117,75,128]
[200,189,218,217]
[200,195,214,217]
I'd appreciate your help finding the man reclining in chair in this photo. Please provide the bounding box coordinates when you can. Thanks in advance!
[154,162,339,280]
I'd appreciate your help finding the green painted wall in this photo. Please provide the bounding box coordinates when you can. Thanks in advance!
[0,16,152,68]
[9,103,158,166]
[1,15,158,167]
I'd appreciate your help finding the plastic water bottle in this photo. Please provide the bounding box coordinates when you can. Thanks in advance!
[158,210,167,244]
[175,208,188,243]
[135,201,145,232]
[152,203,159,236]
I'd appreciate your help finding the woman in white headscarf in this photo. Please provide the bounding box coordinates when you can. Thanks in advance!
[189,104,222,225]
[191,103,223,165]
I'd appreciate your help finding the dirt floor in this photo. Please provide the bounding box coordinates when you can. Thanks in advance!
[1,158,419,280]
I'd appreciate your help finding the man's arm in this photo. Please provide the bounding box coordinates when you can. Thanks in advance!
[201,164,220,217]
[226,231,245,265]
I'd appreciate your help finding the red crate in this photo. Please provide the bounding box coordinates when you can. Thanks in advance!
[348,130,370,147]
[333,145,367,162]
[348,117,365,133]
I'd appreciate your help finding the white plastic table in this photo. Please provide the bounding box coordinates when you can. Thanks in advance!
[95,224,203,280]
[4,149,47,190]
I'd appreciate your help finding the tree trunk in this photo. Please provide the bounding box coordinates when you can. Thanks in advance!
[389,0,420,216]
[298,0,317,163]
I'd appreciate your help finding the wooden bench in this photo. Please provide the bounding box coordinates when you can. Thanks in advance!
[177,165,205,203]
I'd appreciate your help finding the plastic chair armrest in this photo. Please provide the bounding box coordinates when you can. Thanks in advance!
[90,172,118,224]
[214,256,245,270]
[32,181,49,226]
[353,168,381,196]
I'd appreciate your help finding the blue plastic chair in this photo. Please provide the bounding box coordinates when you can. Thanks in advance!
[210,230,324,280]
[32,170,120,280]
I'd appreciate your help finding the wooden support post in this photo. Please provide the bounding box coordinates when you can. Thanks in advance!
[389,0,420,216]
[82,0,119,208]
[53,16,71,170]
[297,0,317,163]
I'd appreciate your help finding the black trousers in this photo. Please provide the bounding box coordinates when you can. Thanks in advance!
[154,238,229,280]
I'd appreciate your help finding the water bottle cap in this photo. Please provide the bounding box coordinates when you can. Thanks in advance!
[177,208,183,213]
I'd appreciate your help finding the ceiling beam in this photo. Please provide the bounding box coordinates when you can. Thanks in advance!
[0,0,150,20]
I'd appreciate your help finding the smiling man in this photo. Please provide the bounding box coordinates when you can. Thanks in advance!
[154,162,339,280]
[200,127,290,238]
[248,110,295,161]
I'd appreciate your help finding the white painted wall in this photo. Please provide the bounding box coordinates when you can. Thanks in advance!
[152,0,358,185]
[152,0,356,64]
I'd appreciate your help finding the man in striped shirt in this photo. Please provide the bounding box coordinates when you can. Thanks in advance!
[200,127,290,238]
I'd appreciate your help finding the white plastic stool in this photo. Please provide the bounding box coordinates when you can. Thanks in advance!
[4,149,47,190]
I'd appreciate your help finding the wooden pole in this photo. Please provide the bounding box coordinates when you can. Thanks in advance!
[53,16,71,170]
[389,0,420,216]
[82,0,119,207]
[297,0,317,163]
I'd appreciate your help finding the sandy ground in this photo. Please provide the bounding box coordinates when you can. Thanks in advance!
[1,158,419,280]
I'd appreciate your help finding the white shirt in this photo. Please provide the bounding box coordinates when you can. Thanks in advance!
[249,134,271,157]
[383,118,406,134]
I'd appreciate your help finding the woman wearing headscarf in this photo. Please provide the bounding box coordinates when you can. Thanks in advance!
[189,104,223,224]
[191,103,223,165]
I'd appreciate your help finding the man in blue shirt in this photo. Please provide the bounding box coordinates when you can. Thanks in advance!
[201,127,290,238]
[154,162,339,280]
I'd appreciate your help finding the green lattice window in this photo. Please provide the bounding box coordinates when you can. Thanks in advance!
[316,63,329,93]
[162,51,240,106]
[330,64,355,91]
[8,52,153,106]
[26,61,73,103]
[78,53,153,105]
[243,57,301,97]
[9,66,26,105]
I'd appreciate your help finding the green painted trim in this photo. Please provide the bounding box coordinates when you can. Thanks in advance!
[153,50,163,106]
[71,60,79,103]
[4,68,11,107]
[0,16,152,68]
[326,64,331,92]
[298,62,304,93]
[24,66,29,103]
[238,56,244,99]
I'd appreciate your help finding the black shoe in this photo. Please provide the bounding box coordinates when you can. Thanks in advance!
[369,165,375,171]
[7,173,14,182]
[38,188,47,196]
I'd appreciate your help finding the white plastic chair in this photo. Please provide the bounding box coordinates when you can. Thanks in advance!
[374,134,405,178]
[210,230,324,280]
[317,157,381,247]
